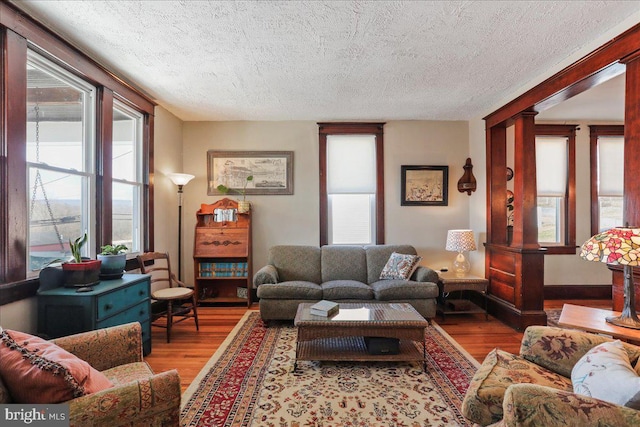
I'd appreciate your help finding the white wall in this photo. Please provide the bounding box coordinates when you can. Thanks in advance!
[180,120,470,281]
[153,106,185,265]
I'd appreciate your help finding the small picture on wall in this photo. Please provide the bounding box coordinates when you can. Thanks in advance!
[401,165,448,206]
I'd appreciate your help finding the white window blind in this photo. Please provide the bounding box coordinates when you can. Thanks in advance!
[326,134,377,244]
[327,135,376,194]
[598,136,624,197]
[536,136,567,197]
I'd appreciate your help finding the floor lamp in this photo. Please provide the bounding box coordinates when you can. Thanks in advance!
[580,226,640,329]
[167,173,195,281]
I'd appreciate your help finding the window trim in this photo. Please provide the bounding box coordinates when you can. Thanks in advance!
[535,124,578,254]
[318,123,385,246]
[589,124,625,236]
[1,2,156,304]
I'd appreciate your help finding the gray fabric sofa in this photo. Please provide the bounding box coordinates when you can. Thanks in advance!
[254,244,439,321]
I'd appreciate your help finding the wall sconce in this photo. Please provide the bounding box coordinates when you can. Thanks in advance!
[457,158,477,195]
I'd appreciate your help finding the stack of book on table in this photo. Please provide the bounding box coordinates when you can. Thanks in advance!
[310,300,339,317]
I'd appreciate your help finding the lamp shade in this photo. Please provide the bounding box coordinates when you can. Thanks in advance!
[580,227,640,266]
[167,173,195,186]
[445,229,477,252]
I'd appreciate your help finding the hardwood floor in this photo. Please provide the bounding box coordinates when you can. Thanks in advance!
[144,300,610,392]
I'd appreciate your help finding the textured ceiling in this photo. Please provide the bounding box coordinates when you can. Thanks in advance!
[13,1,640,122]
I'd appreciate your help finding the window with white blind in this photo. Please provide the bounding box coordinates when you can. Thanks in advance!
[327,135,377,244]
[597,135,624,232]
[536,136,567,243]
[534,124,577,252]
[318,123,385,246]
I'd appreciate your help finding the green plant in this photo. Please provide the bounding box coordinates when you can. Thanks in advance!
[216,175,254,201]
[69,233,88,263]
[100,244,128,255]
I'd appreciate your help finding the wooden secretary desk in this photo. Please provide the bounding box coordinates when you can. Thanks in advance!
[193,198,252,306]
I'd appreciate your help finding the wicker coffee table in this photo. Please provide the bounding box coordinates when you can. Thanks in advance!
[293,302,429,371]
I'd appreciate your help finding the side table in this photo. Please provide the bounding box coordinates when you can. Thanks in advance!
[437,271,488,320]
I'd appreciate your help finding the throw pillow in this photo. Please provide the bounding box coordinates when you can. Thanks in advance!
[571,340,640,409]
[379,252,422,280]
[0,327,113,403]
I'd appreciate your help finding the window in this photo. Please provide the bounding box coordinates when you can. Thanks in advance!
[534,125,577,253]
[0,5,155,302]
[27,51,97,271]
[590,125,624,235]
[319,123,385,246]
[112,101,144,253]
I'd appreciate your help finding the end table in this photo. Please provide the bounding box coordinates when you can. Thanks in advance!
[437,271,488,320]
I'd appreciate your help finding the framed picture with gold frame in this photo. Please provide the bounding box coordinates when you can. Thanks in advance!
[401,165,448,206]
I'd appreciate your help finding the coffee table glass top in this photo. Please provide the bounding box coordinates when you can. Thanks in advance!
[295,302,427,325]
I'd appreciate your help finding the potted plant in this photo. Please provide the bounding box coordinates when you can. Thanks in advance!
[217,175,253,214]
[97,244,128,279]
[61,233,102,288]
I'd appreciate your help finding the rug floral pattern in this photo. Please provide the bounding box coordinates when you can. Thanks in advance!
[181,312,479,427]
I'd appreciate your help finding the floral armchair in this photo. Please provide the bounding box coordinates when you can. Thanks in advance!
[0,322,180,426]
[462,326,640,427]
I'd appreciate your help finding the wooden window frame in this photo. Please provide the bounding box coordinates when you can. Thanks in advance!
[535,124,578,254]
[0,2,155,305]
[318,123,385,246]
[589,124,625,236]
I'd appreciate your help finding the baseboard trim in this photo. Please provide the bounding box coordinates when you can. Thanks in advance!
[544,285,611,300]
[486,296,547,332]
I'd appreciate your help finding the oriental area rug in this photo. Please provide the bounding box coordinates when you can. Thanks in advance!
[180,312,480,427]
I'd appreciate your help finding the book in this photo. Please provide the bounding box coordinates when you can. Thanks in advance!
[310,300,339,317]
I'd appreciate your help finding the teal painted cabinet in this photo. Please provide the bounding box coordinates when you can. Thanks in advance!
[38,274,152,355]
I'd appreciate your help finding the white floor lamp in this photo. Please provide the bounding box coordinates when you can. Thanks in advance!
[167,173,195,281]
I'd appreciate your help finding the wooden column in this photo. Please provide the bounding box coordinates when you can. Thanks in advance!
[485,112,546,331]
[613,52,640,311]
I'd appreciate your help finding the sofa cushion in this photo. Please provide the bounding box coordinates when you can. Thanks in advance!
[364,245,417,284]
[379,252,422,280]
[520,325,640,379]
[0,376,11,403]
[321,280,374,300]
[269,245,322,283]
[0,328,113,404]
[571,340,640,409]
[256,281,323,300]
[461,348,573,426]
[321,245,367,283]
[371,280,438,300]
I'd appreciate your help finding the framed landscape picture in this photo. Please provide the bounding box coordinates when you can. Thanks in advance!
[401,165,448,206]
[207,150,293,196]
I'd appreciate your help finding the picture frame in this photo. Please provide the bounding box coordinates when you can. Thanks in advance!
[401,165,449,206]
[207,150,293,196]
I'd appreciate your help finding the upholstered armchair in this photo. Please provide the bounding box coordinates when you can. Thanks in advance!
[462,326,640,427]
[0,322,180,426]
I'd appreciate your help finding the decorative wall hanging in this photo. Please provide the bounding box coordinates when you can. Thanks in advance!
[457,158,477,195]
[207,150,293,196]
[401,165,448,206]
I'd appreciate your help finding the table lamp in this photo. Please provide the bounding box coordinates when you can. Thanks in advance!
[580,226,640,329]
[445,229,477,277]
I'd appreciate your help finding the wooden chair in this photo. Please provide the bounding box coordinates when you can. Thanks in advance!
[137,252,199,343]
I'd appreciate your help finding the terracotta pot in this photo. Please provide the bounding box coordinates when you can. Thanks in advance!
[62,259,102,287]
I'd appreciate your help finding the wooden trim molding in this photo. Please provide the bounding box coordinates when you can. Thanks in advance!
[544,284,612,300]
[318,123,385,246]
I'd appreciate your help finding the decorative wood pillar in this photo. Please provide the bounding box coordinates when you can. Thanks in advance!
[484,111,546,331]
[612,51,640,311]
